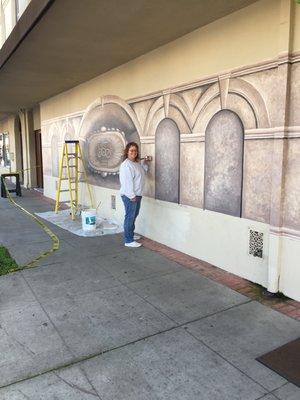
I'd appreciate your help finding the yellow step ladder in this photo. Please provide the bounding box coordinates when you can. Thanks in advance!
[55,140,93,220]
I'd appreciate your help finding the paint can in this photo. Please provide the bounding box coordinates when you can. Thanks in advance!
[81,209,97,231]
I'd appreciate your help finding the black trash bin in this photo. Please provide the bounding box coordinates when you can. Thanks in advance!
[1,173,22,198]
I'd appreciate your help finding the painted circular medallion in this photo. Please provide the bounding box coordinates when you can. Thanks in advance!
[86,128,126,176]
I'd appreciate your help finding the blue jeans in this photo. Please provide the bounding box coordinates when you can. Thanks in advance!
[121,195,142,243]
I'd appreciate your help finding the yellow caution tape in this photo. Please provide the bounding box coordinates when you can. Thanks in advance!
[1,174,60,272]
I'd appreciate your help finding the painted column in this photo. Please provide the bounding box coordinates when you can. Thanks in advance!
[19,109,37,188]
[13,116,23,173]
[267,0,294,293]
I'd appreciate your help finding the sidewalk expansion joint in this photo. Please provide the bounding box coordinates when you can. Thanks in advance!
[185,329,271,395]
[264,382,292,400]
[52,371,101,399]
[0,296,253,390]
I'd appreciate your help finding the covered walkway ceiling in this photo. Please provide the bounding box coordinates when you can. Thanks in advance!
[0,0,258,115]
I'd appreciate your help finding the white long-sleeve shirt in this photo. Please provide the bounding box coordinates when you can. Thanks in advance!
[119,159,147,199]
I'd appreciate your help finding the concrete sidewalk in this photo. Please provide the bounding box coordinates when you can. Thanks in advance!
[0,190,299,399]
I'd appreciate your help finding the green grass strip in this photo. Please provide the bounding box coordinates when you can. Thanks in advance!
[0,245,21,276]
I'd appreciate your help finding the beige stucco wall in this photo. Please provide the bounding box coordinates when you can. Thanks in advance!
[292,1,300,52]
[39,0,300,301]
[41,0,280,121]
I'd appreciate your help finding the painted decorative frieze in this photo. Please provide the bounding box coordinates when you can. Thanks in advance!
[41,59,300,231]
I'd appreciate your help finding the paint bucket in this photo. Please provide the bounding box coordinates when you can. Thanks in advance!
[81,209,97,231]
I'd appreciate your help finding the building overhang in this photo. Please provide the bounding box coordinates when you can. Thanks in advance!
[0,0,258,117]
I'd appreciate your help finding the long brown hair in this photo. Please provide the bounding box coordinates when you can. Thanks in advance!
[123,142,139,161]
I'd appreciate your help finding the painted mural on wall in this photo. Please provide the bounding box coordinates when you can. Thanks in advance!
[42,61,300,232]
[155,118,180,203]
[42,116,82,177]
[204,110,244,217]
[78,98,141,189]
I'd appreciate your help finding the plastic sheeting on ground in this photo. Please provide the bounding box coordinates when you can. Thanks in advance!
[35,209,122,237]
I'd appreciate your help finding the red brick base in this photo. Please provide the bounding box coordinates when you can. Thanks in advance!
[141,237,300,321]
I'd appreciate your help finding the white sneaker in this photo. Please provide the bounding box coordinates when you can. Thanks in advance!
[125,241,142,248]
[134,234,141,240]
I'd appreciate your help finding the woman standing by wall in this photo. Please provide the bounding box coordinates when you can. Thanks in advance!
[119,142,148,248]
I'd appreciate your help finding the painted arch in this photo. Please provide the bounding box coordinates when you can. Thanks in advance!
[204,110,244,217]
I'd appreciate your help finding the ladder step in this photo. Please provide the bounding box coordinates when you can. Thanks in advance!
[59,189,76,193]
[62,166,83,173]
[60,178,77,181]
[57,201,78,206]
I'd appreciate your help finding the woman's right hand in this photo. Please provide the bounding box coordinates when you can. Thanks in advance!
[130,196,137,202]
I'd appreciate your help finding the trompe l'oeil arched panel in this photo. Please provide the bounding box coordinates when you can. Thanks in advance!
[204,110,244,217]
[155,118,180,203]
